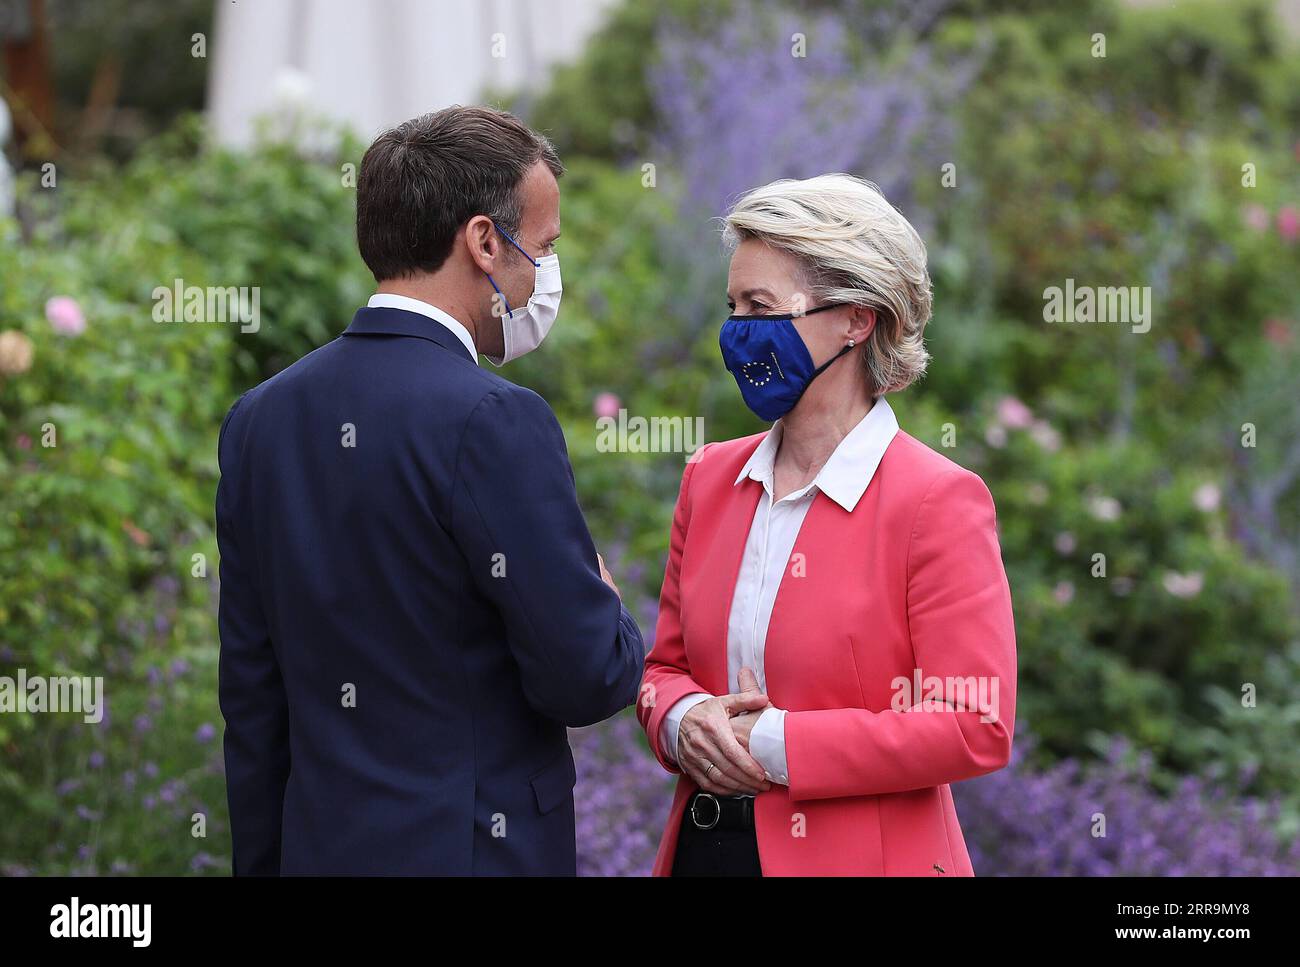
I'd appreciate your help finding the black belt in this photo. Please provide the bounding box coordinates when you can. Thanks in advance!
[686,792,755,831]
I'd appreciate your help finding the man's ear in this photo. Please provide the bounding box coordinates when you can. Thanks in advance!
[848,305,878,345]
[464,215,500,274]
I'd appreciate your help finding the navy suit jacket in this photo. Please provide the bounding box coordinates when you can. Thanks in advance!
[216,306,645,875]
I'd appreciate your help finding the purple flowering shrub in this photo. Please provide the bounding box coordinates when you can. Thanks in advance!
[0,576,228,877]
[571,712,675,877]
[648,0,975,221]
[955,725,1300,876]
[570,715,1300,877]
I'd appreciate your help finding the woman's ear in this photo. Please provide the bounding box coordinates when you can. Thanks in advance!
[848,305,878,345]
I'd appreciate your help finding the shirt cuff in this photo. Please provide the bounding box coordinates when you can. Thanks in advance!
[659,692,711,765]
[749,707,788,785]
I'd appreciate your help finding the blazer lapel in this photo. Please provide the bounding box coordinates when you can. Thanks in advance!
[689,475,763,695]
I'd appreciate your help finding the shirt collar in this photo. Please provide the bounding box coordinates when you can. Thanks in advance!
[733,396,900,512]
[366,293,478,365]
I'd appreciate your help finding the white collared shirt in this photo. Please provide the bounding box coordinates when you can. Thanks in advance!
[366,293,479,364]
[660,396,900,785]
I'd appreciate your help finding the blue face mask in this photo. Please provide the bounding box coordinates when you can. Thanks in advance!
[719,303,853,421]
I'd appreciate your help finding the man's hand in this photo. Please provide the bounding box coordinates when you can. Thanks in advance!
[596,553,621,599]
[677,668,773,795]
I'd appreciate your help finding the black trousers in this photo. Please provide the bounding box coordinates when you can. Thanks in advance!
[670,803,762,877]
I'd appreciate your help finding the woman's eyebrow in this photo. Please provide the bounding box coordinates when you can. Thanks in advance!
[736,287,776,301]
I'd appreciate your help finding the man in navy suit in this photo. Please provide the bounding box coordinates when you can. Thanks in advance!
[216,106,645,875]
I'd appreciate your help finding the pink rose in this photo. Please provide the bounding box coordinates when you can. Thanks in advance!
[593,392,621,420]
[1278,206,1300,243]
[1242,204,1270,233]
[996,396,1034,429]
[1263,318,1292,346]
[45,296,87,336]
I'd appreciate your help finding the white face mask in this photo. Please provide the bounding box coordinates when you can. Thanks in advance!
[484,227,562,366]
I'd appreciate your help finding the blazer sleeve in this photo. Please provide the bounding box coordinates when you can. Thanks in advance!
[216,393,290,876]
[637,447,714,774]
[451,385,644,727]
[784,468,1017,801]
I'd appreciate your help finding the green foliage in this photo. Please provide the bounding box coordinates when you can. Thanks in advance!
[2,0,1298,872]
[525,0,1300,812]
[47,117,373,389]
[515,0,734,160]
[1187,641,1300,836]
[0,209,229,873]
[1,118,369,873]
[938,402,1293,774]
[942,0,1300,447]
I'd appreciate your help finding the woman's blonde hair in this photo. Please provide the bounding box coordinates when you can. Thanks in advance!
[722,174,932,394]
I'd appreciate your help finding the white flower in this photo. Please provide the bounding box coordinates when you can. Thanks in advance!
[1193,483,1221,512]
[0,330,34,375]
[1087,495,1121,522]
[1030,419,1061,452]
[1162,571,1204,598]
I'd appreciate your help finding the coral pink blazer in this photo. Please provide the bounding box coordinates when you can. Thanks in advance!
[637,429,1017,876]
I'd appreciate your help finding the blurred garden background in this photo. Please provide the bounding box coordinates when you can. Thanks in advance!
[2,0,1299,876]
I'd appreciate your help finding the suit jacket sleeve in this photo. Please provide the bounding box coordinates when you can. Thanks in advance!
[451,385,644,727]
[637,447,714,774]
[216,393,290,875]
[784,469,1017,801]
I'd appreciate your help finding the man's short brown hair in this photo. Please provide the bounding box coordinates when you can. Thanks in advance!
[356,106,563,282]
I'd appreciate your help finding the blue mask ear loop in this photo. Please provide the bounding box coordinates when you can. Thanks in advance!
[798,302,855,380]
[485,224,541,315]
[810,340,856,379]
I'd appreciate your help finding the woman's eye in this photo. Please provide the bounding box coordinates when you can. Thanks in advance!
[726,302,736,312]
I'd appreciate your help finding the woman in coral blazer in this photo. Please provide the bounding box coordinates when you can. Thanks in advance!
[637,174,1017,876]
